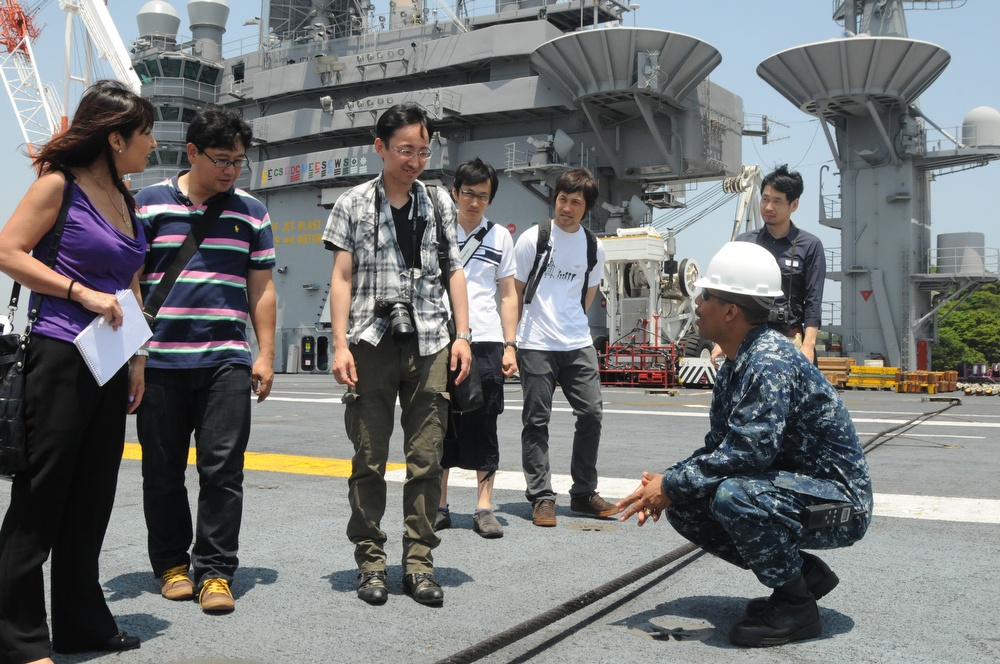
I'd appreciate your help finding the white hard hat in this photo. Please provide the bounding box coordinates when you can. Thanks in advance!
[693,241,783,299]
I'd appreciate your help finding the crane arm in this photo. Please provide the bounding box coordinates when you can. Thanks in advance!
[59,0,141,92]
[0,0,61,155]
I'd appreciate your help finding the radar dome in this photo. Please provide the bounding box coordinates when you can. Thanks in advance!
[137,1,181,42]
[961,106,1000,148]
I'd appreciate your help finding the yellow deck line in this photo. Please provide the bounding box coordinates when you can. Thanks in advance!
[121,443,405,477]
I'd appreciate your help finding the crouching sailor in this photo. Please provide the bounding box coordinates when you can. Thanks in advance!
[617,241,873,647]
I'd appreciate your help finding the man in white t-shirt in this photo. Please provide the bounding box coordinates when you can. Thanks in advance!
[514,168,615,527]
[436,158,518,539]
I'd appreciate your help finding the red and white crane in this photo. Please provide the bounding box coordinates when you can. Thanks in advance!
[0,0,139,156]
[0,0,60,155]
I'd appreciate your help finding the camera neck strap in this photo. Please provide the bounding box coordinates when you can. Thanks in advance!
[786,231,798,321]
[372,185,381,304]
[372,181,420,306]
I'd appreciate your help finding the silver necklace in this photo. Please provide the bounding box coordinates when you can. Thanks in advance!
[86,166,132,232]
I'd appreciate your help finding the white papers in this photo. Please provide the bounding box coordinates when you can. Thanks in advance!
[73,289,152,386]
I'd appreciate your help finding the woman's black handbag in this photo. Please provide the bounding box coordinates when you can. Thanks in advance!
[0,175,74,478]
[0,332,28,476]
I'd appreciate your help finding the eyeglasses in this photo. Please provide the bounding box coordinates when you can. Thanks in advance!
[199,151,250,169]
[386,142,432,160]
[458,189,490,203]
[701,290,732,304]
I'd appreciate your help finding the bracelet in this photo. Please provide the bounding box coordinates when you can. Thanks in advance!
[67,279,77,301]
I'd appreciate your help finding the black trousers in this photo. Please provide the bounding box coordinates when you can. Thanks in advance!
[0,335,128,663]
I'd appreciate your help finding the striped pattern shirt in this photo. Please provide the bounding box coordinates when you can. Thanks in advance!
[322,175,461,356]
[136,175,276,368]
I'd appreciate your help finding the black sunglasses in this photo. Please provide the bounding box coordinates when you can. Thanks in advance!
[701,289,731,303]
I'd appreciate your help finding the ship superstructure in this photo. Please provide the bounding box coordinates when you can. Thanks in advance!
[124,0,1000,374]
[758,0,1000,370]
[130,0,747,373]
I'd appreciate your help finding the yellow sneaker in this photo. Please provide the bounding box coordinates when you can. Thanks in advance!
[198,578,235,613]
[159,564,194,601]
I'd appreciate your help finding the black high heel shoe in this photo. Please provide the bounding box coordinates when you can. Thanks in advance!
[54,631,140,653]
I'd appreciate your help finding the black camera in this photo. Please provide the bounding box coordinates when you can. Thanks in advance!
[768,304,791,325]
[376,298,415,344]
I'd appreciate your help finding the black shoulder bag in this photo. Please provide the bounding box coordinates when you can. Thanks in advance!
[1,175,76,477]
[427,185,483,414]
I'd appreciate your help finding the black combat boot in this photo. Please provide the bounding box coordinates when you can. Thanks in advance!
[745,551,839,617]
[729,573,822,647]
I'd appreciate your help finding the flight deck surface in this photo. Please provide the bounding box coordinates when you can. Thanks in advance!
[3,375,996,663]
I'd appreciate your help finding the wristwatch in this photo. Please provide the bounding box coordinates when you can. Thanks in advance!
[504,341,517,351]
[134,348,149,357]
[455,332,473,343]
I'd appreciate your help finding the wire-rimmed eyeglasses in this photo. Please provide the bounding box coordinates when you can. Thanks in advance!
[457,189,490,203]
[199,151,250,169]
[386,143,432,160]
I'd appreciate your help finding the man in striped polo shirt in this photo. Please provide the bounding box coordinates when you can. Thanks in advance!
[135,107,276,614]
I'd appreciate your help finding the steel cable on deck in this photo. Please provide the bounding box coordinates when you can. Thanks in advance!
[860,398,961,454]
[435,542,703,664]
[436,398,962,663]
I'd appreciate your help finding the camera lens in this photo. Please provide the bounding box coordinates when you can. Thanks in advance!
[388,303,415,343]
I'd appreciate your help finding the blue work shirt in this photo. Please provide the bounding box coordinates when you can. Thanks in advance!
[737,223,826,331]
[662,326,873,515]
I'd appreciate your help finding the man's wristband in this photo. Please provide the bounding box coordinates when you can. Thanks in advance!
[455,332,473,343]
[504,341,517,351]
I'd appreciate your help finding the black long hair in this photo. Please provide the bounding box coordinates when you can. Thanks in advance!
[34,79,155,209]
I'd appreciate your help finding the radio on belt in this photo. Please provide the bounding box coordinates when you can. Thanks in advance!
[801,503,862,530]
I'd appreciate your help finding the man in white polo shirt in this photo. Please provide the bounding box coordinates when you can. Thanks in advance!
[436,158,519,539]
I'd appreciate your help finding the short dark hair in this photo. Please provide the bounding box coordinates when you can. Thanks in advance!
[375,103,435,144]
[726,292,772,326]
[187,107,253,151]
[554,168,599,212]
[761,164,804,203]
[452,158,499,203]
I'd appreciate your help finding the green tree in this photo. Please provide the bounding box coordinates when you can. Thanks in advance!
[932,284,1000,372]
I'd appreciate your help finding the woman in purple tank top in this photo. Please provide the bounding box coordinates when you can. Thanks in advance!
[0,80,156,663]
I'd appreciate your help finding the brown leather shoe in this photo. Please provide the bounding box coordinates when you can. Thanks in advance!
[532,498,557,527]
[159,564,195,601]
[198,578,235,613]
[569,491,617,518]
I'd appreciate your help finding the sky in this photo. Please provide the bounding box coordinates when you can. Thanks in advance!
[0,0,998,314]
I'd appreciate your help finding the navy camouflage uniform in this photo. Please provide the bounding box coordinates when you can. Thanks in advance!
[662,325,873,588]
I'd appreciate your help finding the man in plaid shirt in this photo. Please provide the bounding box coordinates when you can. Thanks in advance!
[322,103,472,607]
